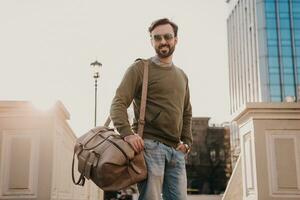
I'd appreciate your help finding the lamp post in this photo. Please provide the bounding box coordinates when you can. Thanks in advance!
[91,60,102,127]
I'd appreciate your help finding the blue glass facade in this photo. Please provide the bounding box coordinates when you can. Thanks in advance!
[293,1,300,92]
[265,0,300,101]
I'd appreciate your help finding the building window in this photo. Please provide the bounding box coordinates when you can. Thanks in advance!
[278,2,289,13]
[293,2,300,12]
[265,0,299,101]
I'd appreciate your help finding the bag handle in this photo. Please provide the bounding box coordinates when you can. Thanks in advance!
[72,151,86,186]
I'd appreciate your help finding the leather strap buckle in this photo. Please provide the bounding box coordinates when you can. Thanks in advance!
[139,119,145,125]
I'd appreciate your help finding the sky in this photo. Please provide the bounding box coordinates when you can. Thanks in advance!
[0,0,230,136]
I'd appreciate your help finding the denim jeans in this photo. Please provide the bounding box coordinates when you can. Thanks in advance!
[137,139,187,200]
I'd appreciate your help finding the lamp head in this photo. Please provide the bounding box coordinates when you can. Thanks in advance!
[91,60,102,79]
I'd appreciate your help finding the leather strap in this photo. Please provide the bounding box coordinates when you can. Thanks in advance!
[105,60,149,138]
[136,60,148,138]
[72,151,86,186]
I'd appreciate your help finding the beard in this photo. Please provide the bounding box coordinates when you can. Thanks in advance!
[155,44,175,58]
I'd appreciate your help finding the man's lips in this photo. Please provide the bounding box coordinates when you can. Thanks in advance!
[159,45,170,49]
[159,46,170,53]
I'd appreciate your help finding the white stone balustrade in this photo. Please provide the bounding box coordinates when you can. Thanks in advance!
[0,101,102,200]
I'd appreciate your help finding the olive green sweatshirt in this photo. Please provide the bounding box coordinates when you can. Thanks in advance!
[110,58,192,148]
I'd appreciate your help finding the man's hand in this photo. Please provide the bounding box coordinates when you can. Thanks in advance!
[124,134,144,153]
[176,142,188,154]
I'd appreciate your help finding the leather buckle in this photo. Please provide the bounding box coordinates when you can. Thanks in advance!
[139,119,145,125]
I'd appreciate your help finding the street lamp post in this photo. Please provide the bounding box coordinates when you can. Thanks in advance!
[90,61,119,200]
[91,60,102,127]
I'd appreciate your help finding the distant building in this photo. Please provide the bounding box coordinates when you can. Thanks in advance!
[186,117,231,195]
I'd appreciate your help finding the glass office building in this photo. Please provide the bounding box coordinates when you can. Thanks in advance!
[227,0,300,114]
[265,0,300,101]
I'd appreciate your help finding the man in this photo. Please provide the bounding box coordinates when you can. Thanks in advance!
[110,18,192,200]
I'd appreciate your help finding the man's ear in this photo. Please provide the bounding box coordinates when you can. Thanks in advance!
[150,38,154,47]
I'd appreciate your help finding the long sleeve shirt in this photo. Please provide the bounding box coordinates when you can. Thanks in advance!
[110,58,192,148]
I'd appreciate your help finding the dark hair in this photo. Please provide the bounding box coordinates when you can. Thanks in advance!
[148,18,178,37]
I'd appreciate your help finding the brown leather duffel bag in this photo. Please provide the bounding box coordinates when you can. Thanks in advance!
[72,60,149,191]
[72,126,147,191]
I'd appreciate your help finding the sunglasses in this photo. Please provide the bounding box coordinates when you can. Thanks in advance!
[152,33,174,42]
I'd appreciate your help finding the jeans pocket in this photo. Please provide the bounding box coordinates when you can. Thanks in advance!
[144,139,159,151]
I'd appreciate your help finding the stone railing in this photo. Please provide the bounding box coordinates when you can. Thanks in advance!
[0,101,102,200]
[221,156,242,200]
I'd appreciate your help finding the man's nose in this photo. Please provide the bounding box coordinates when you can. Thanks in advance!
[160,37,167,44]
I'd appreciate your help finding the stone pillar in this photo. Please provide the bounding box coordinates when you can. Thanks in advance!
[233,102,300,200]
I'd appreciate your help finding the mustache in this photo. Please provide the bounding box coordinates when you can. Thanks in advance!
[159,44,170,49]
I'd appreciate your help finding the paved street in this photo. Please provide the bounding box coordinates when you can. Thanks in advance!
[187,195,222,200]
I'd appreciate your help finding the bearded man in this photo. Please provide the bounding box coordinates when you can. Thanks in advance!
[110,18,192,200]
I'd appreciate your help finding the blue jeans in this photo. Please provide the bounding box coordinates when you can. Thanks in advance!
[137,139,187,200]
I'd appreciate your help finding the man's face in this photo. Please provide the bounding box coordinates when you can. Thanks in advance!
[150,24,177,58]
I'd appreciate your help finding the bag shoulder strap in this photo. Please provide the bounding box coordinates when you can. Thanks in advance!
[136,60,149,138]
[105,59,149,137]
